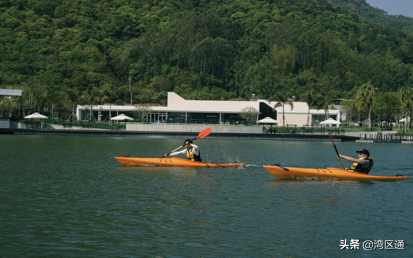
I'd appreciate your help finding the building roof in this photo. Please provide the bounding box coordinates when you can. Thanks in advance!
[0,89,22,96]
[167,92,262,110]
[82,105,248,113]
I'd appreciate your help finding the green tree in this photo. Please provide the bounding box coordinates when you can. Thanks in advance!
[270,92,294,127]
[45,84,64,119]
[300,89,323,126]
[239,106,260,125]
[341,99,356,127]
[320,90,336,121]
[318,76,338,121]
[354,81,376,128]
[272,44,297,76]
[372,92,401,127]
[0,96,19,116]
[65,88,80,121]
[399,87,413,133]
[102,84,118,125]
[133,105,153,122]
[3,0,413,116]
[79,88,100,121]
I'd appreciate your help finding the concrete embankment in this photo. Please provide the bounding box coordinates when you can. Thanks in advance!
[0,122,359,141]
[126,123,263,134]
[4,121,408,143]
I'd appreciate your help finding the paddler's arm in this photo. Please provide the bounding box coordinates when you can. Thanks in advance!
[164,149,186,157]
[190,143,200,155]
[339,154,362,164]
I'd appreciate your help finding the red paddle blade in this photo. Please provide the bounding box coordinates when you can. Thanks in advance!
[196,127,211,139]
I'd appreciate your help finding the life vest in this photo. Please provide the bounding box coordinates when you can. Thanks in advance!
[349,156,374,174]
[186,147,202,162]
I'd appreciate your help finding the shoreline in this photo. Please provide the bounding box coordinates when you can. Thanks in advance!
[0,127,360,142]
[2,123,410,143]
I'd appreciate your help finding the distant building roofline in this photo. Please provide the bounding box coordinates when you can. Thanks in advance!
[0,89,22,96]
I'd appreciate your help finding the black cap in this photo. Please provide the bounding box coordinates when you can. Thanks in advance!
[356,148,370,155]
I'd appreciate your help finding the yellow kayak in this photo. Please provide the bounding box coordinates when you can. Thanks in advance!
[115,157,245,168]
[264,165,410,181]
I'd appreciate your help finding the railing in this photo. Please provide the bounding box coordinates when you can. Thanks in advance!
[360,133,413,141]
[261,126,345,135]
[167,118,241,125]
[13,118,353,134]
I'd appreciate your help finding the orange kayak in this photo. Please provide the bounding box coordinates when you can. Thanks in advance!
[115,157,245,168]
[264,165,410,181]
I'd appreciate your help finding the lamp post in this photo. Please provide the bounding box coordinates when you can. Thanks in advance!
[128,76,132,105]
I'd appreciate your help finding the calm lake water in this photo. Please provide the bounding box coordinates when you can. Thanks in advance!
[1,135,412,257]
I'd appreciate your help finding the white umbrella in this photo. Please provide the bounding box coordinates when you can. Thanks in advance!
[24,112,48,119]
[320,118,341,126]
[257,117,278,124]
[24,112,48,129]
[110,114,133,121]
[111,114,133,130]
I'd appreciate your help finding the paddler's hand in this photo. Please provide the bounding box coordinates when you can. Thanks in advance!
[163,154,169,157]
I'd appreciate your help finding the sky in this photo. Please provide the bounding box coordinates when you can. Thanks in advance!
[365,0,413,18]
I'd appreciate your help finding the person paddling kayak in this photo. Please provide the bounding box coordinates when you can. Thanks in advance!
[339,148,374,174]
[164,139,202,162]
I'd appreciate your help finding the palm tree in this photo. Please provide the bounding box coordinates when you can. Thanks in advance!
[46,84,63,120]
[323,92,333,120]
[65,88,80,121]
[354,81,376,128]
[102,84,118,125]
[79,88,100,122]
[319,76,338,121]
[300,89,323,126]
[399,87,413,133]
[270,92,294,127]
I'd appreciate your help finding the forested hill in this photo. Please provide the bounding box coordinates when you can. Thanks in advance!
[327,0,413,34]
[1,0,413,109]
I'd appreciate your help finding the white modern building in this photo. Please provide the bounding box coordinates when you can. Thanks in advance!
[76,92,340,127]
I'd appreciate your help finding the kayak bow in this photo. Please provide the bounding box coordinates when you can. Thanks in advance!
[115,157,245,168]
[264,165,410,181]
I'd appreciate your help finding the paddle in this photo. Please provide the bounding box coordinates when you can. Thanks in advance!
[328,130,345,169]
[162,127,211,158]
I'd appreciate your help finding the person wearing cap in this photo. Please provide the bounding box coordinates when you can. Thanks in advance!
[339,148,374,173]
[164,139,202,161]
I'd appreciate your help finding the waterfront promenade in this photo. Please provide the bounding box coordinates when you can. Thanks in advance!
[1,121,403,142]
[3,120,412,143]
